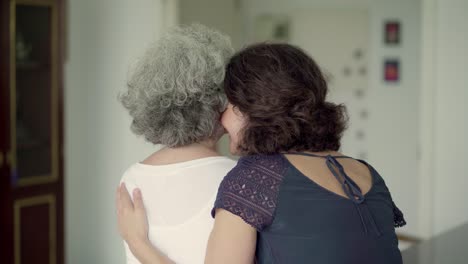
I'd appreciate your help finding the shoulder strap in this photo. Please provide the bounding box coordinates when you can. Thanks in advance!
[286,152,352,159]
[325,155,365,204]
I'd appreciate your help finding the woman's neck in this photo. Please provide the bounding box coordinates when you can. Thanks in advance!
[287,150,343,157]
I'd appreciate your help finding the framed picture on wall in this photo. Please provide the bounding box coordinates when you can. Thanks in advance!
[254,14,290,42]
[384,21,400,45]
[384,59,400,82]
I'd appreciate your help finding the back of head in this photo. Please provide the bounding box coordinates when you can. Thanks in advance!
[120,24,234,147]
[224,43,348,155]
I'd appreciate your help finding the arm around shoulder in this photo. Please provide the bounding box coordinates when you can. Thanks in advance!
[205,209,257,264]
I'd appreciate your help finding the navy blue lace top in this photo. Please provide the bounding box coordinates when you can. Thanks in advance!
[212,153,406,264]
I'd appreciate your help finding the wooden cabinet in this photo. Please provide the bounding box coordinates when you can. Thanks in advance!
[1,0,64,263]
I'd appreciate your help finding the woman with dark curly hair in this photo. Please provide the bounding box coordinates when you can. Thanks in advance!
[117,43,406,264]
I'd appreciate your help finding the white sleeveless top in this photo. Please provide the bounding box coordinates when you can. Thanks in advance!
[120,156,236,264]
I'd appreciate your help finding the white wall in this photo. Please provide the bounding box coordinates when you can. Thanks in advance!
[243,0,370,42]
[417,0,437,239]
[179,0,243,49]
[367,0,421,237]
[289,8,370,161]
[65,0,169,263]
[431,0,468,235]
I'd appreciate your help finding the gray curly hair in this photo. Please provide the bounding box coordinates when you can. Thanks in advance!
[120,24,234,147]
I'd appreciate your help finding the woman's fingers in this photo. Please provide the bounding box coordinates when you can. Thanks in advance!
[133,188,145,210]
[116,185,121,214]
[132,188,148,223]
[119,183,134,211]
[116,184,149,244]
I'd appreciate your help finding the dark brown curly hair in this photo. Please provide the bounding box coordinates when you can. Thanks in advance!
[224,43,348,155]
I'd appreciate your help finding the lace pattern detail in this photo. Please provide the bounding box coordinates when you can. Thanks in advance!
[212,155,288,231]
[368,164,407,229]
[392,201,407,228]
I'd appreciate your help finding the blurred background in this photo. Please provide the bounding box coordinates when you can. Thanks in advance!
[0,0,467,263]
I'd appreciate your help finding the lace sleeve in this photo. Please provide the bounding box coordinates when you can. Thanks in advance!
[361,162,407,228]
[392,201,407,228]
[211,154,288,231]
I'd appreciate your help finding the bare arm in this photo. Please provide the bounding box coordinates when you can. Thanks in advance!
[116,184,256,264]
[205,209,257,264]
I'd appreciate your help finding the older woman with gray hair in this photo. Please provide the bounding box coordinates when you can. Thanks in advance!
[117,24,236,264]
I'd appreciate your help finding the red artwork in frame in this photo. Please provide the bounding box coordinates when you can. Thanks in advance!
[384,21,400,45]
[384,59,400,83]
